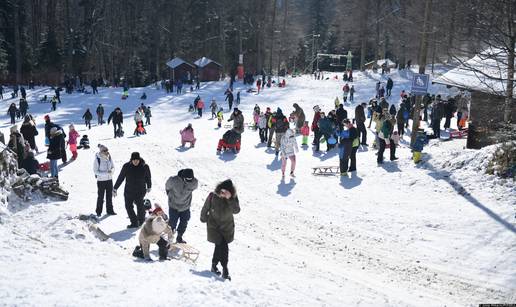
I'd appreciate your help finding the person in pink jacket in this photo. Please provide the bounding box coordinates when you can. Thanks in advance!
[67,124,80,160]
[300,121,310,145]
[180,123,196,148]
[197,99,205,117]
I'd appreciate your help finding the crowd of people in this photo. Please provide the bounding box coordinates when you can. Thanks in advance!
[0,70,471,282]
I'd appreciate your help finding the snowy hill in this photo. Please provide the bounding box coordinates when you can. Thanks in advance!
[0,68,514,306]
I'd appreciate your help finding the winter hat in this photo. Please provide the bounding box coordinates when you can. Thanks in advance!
[276,107,283,115]
[130,152,140,161]
[216,179,235,197]
[266,107,271,112]
[44,114,50,121]
[178,168,194,181]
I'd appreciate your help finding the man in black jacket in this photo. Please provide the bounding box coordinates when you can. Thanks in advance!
[107,107,123,138]
[113,152,152,228]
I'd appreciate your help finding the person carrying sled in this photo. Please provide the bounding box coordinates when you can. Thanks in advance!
[200,179,240,280]
[113,152,152,228]
[93,144,116,217]
[165,168,198,244]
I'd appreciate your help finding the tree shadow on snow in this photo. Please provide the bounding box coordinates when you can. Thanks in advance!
[419,154,516,234]
[109,228,138,242]
[340,172,363,189]
[277,178,296,196]
[266,156,281,171]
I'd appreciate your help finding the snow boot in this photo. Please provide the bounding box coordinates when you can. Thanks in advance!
[132,246,144,259]
[176,234,186,244]
[222,266,231,281]
[211,263,221,276]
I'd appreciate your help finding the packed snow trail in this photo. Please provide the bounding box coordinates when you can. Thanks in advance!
[0,68,514,306]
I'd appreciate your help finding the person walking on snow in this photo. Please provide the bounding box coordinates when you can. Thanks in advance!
[20,115,38,152]
[342,83,350,102]
[349,85,355,102]
[144,106,152,125]
[210,99,218,119]
[7,103,17,124]
[217,107,224,128]
[200,179,240,280]
[82,108,93,129]
[166,168,198,244]
[271,108,289,156]
[67,124,80,160]
[258,112,268,143]
[386,77,393,97]
[93,144,116,217]
[96,104,105,125]
[225,89,234,110]
[113,152,152,228]
[280,128,298,177]
[107,107,123,138]
[196,97,205,117]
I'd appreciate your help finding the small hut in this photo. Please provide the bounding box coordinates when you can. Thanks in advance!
[166,57,195,82]
[433,47,516,149]
[194,57,222,81]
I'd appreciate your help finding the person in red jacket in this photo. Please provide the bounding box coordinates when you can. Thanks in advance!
[311,105,322,150]
[197,98,205,117]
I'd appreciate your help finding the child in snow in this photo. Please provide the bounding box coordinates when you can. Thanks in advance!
[216,108,224,128]
[133,205,175,261]
[188,104,194,112]
[217,129,241,154]
[300,121,310,145]
[136,121,146,135]
[78,135,90,149]
[67,124,80,160]
[279,128,299,177]
[210,99,217,119]
[334,97,341,109]
[197,98,205,117]
[258,112,267,143]
[253,104,260,129]
[180,123,196,148]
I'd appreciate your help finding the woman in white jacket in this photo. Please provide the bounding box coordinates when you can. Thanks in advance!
[280,128,299,177]
[93,144,116,216]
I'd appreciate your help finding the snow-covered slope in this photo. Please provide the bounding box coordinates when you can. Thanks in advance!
[0,68,514,306]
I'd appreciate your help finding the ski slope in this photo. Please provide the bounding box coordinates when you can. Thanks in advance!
[0,68,514,306]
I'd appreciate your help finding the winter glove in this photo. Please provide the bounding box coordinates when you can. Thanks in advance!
[113,189,117,197]
[146,187,151,194]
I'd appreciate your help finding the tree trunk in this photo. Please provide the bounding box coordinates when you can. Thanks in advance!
[269,0,278,74]
[359,0,370,71]
[410,0,432,146]
[505,0,515,123]
[399,0,406,68]
[13,0,22,84]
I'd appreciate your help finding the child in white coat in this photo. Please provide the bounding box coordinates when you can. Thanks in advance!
[279,128,299,177]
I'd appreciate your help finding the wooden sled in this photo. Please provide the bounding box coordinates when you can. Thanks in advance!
[169,243,200,263]
[312,166,340,175]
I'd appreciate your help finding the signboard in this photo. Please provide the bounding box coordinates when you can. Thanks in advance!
[411,73,429,95]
